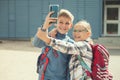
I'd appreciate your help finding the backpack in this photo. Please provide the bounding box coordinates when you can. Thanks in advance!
[36,47,50,80]
[78,44,113,80]
[36,46,58,80]
[36,37,74,80]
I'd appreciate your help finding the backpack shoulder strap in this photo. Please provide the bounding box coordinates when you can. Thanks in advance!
[40,46,51,60]
[44,47,50,55]
[75,42,92,72]
[77,54,92,72]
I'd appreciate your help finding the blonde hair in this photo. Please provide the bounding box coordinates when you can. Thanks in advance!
[75,20,92,36]
[58,9,74,22]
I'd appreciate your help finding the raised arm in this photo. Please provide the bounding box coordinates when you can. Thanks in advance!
[49,38,90,55]
[32,11,57,48]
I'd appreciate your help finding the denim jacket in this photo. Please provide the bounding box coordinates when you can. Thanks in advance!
[33,32,74,80]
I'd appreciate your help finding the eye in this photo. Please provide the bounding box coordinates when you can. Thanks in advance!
[59,21,63,24]
[78,30,83,32]
[73,30,86,32]
[73,30,78,32]
[66,22,70,25]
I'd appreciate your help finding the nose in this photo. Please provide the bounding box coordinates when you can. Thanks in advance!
[73,31,80,36]
[61,24,67,29]
[62,23,66,27]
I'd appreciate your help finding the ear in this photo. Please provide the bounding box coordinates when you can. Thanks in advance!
[70,23,73,29]
[87,31,91,37]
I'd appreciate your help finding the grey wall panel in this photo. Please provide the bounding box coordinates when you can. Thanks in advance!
[8,0,16,38]
[29,0,42,37]
[0,0,9,38]
[85,0,102,38]
[15,0,29,38]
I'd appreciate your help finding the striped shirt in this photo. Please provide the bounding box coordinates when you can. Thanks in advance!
[49,38,93,80]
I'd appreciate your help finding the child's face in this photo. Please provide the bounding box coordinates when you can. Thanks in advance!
[56,16,72,34]
[73,25,90,42]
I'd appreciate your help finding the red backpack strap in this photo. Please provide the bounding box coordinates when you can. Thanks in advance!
[40,47,50,60]
[39,47,59,80]
[41,57,49,80]
[40,47,50,80]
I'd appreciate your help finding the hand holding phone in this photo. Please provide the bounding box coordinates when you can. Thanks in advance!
[49,4,59,18]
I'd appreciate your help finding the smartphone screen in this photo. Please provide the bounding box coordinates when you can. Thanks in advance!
[49,4,59,18]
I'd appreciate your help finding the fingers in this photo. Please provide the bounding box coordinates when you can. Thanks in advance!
[43,12,57,29]
[49,32,56,38]
[47,12,57,20]
[47,11,54,18]
[49,28,57,38]
[54,24,57,27]
[53,28,57,33]
[48,18,57,24]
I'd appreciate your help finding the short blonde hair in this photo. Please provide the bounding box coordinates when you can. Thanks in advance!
[58,9,74,22]
[75,20,92,36]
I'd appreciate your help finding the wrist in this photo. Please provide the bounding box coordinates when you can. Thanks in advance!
[45,36,51,45]
[41,25,46,32]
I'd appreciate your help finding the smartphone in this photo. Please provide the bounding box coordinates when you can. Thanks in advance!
[49,4,59,18]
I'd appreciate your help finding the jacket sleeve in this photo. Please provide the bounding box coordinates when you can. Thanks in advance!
[49,38,87,55]
[49,38,93,65]
[32,35,46,48]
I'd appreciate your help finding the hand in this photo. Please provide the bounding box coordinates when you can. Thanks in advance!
[43,12,57,29]
[49,28,57,38]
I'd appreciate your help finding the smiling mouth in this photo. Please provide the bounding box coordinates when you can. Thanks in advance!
[60,27,66,31]
[74,36,81,38]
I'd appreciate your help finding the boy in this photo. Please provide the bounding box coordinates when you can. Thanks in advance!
[36,20,93,80]
[33,9,74,80]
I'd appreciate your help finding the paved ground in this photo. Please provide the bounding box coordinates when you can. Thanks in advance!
[0,40,40,80]
[0,40,120,80]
